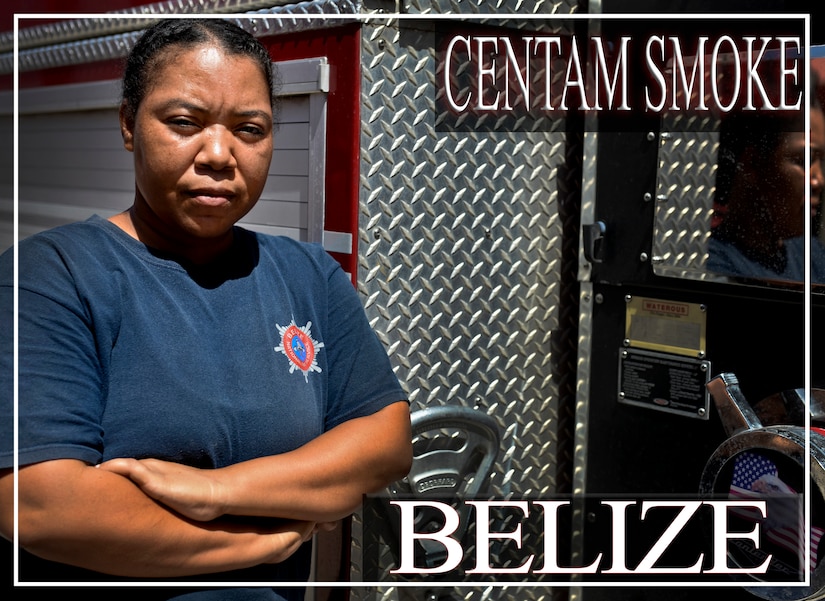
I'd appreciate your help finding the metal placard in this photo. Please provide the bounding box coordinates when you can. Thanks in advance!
[624,295,707,358]
[618,348,711,419]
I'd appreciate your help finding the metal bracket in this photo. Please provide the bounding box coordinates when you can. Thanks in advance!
[582,220,607,264]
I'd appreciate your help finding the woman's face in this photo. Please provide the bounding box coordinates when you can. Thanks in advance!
[120,43,273,257]
[770,107,825,239]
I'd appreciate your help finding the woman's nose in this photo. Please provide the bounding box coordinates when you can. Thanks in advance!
[812,159,824,199]
[196,127,237,171]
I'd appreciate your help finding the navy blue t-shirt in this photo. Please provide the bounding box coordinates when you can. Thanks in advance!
[0,216,406,598]
[708,235,825,284]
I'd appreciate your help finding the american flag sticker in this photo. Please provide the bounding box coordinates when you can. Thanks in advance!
[728,451,822,573]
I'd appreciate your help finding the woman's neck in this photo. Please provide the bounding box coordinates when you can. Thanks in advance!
[107,206,234,266]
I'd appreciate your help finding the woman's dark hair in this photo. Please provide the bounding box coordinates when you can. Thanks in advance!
[121,18,277,126]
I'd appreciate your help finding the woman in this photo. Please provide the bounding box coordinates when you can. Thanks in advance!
[709,80,825,283]
[0,18,411,600]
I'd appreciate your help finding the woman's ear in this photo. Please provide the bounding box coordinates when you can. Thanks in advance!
[119,101,135,152]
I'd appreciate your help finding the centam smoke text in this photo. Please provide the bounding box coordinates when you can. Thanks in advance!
[440,34,802,114]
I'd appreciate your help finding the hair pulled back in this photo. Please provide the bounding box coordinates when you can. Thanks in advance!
[121,18,277,127]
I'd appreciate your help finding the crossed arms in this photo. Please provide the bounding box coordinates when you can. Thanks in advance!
[0,400,411,578]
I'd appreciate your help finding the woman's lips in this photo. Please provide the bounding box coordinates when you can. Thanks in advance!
[188,190,235,207]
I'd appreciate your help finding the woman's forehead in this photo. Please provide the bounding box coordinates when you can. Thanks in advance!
[152,42,248,74]
[189,45,230,69]
[146,43,269,100]
[159,44,235,77]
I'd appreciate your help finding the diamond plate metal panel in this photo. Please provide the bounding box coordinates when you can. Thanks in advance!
[0,0,361,74]
[653,130,716,270]
[350,10,580,599]
[402,0,582,15]
[652,121,728,283]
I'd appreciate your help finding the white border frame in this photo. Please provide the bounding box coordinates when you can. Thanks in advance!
[10,10,813,593]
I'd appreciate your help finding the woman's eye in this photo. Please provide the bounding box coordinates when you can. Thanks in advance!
[169,118,197,129]
[238,124,265,137]
[785,153,805,168]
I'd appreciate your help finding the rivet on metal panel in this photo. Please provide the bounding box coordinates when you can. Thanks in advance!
[624,295,632,303]
[697,407,706,417]
[698,351,706,359]
[639,252,649,262]
[700,304,707,312]
[700,362,709,372]
[595,293,604,304]
[646,131,657,142]
[643,192,652,202]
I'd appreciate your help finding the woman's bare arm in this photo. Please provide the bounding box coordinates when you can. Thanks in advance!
[100,401,413,523]
[0,460,315,578]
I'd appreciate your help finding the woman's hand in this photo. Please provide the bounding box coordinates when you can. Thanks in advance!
[98,457,229,521]
[260,519,318,564]
[101,401,412,525]
[97,458,340,532]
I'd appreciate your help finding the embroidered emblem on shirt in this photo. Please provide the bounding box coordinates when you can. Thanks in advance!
[274,319,324,382]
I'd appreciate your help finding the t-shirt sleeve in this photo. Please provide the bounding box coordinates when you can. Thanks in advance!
[0,249,14,466]
[0,238,106,469]
[320,256,407,431]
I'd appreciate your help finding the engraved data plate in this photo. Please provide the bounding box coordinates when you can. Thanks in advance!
[625,296,707,358]
[618,348,711,419]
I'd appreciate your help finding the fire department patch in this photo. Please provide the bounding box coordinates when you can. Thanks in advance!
[274,319,324,382]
